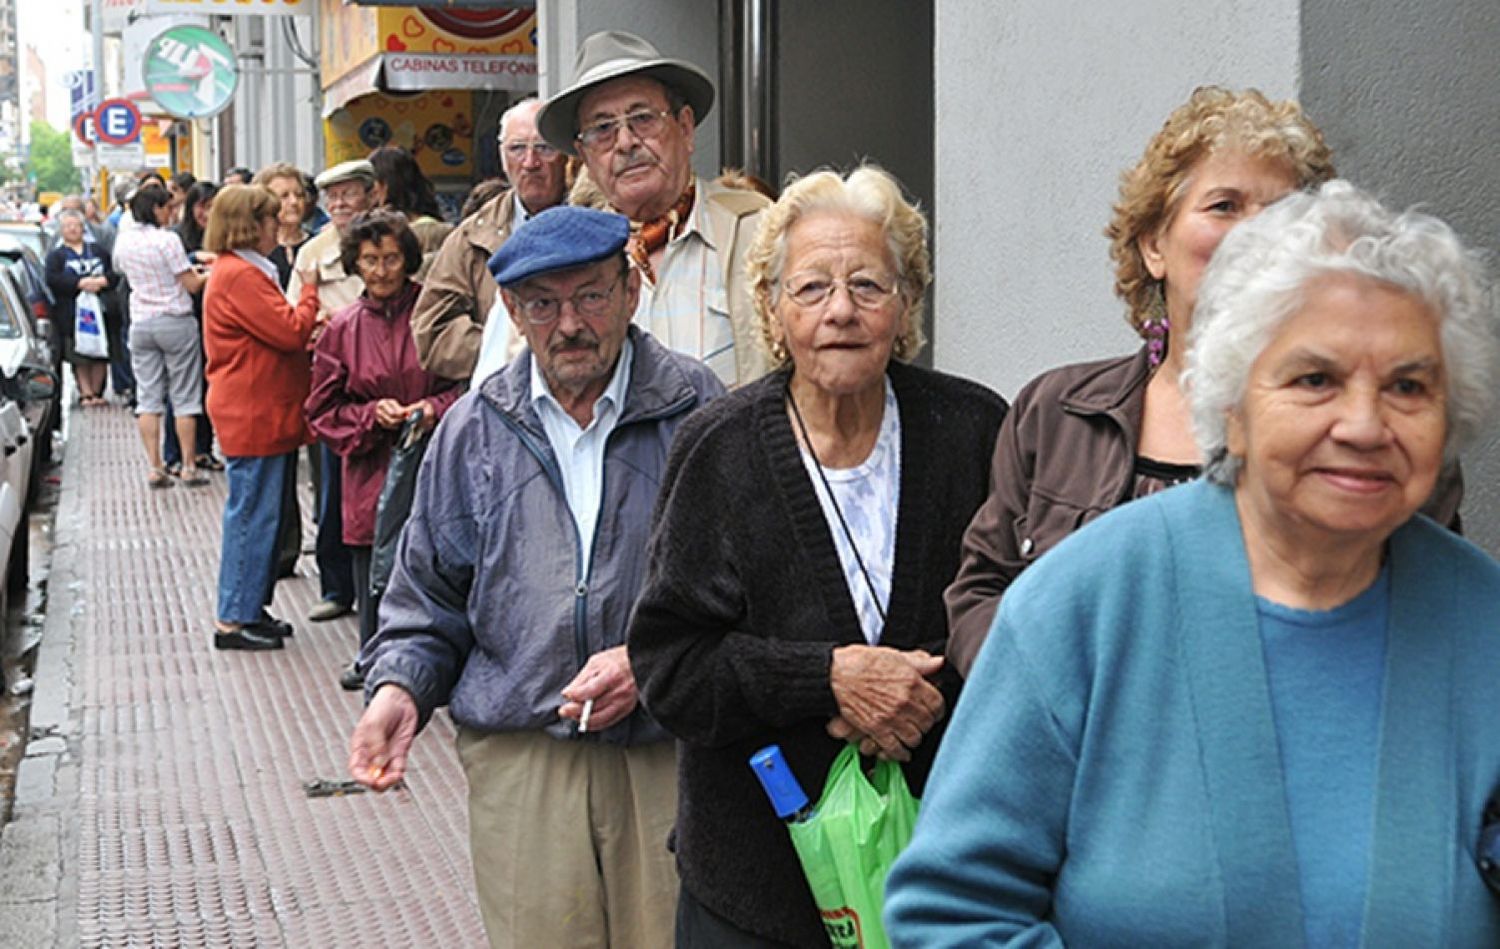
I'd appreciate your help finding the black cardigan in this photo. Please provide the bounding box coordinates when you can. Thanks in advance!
[629,360,1007,947]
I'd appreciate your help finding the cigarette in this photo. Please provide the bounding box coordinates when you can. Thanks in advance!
[579,698,594,734]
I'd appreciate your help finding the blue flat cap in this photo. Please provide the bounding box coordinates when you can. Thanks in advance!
[488,206,631,288]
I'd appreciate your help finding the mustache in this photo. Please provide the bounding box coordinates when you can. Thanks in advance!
[611,150,656,175]
[549,328,600,354]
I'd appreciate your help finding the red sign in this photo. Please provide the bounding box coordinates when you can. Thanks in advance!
[72,111,96,146]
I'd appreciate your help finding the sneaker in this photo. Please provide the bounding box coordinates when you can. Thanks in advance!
[308,600,353,622]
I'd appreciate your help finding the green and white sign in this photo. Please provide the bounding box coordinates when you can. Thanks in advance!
[143,26,238,120]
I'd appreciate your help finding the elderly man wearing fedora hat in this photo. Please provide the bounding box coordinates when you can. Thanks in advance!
[286,158,375,626]
[538,30,772,387]
[349,204,724,948]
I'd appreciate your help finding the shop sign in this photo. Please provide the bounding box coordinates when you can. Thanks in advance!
[142,26,239,119]
[384,53,536,91]
[143,0,310,15]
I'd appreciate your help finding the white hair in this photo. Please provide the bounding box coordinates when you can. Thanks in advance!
[498,97,542,143]
[1186,179,1498,484]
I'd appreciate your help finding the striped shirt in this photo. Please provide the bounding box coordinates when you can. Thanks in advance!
[112,225,193,320]
[630,176,735,384]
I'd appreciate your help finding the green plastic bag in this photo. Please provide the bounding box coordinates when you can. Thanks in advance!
[787,744,919,949]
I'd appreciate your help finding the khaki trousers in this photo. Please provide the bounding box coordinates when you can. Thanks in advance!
[455,728,679,949]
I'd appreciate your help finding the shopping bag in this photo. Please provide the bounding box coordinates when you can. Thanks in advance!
[74,291,108,359]
[368,409,429,598]
[753,743,919,949]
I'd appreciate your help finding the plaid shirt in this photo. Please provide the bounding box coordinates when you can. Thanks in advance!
[112,225,193,320]
[630,177,735,385]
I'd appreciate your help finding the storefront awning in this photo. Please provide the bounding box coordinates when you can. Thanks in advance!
[321,52,537,117]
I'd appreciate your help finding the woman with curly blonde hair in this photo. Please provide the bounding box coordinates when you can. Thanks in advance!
[944,86,1396,676]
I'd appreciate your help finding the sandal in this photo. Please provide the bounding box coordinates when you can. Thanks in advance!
[194,454,225,472]
[147,469,174,489]
[178,467,210,487]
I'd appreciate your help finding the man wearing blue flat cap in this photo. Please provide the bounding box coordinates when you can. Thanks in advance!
[349,205,724,948]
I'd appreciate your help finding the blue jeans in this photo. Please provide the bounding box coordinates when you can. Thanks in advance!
[218,452,296,624]
[316,441,355,606]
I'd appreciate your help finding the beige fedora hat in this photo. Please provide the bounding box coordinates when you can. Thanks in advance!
[537,31,715,156]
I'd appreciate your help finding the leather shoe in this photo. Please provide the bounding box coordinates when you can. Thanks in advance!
[251,614,294,638]
[214,627,285,651]
[338,660,365,692]
[308,600,353,622]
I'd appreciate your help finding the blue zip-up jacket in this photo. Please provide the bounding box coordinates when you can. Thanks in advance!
[362,325,725,744]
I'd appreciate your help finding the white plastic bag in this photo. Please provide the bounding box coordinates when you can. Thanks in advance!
[74,290,108,359]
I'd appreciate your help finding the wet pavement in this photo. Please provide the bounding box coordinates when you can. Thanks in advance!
[0,401,487,947]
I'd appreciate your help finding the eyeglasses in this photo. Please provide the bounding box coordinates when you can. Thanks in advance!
[782,272,901,310]
[501,140,560,161]
[514,273,623,325]
[576,109,675,153]
[357,252,406,273]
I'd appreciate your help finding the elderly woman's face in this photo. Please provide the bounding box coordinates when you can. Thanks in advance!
[59,215,84,244]
[774,211,905,396]
[1228,275,1446,548]
[1141,149,1299,329]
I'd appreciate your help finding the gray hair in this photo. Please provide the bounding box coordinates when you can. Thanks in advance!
[498,97,542,143]
[1186,179,1497,484]
[54,207,85,227]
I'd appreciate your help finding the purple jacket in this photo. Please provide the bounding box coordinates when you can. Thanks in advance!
[305,281,462,546]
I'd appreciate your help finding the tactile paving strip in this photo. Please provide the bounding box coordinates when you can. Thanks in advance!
[66,407,486,947]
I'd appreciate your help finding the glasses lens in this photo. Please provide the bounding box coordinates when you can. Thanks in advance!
[788,278,831,308]
[578,118,618,151]
[625,109,666,139]
[848,276,894,308]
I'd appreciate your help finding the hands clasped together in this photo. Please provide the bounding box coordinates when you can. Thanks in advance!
[827,644,946,762]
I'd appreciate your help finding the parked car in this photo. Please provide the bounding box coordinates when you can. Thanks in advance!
[0,396,34,602]
[0,265,58,498]
[0,237,60,434]
[0,220,51,259]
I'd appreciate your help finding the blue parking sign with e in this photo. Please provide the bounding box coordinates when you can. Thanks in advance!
[94,100,142,145]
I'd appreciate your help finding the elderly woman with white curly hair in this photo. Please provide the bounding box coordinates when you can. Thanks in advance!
[628,165,1007,947]
[885,180,1500,947]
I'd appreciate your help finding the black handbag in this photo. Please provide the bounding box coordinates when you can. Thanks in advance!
[369,409,430,598]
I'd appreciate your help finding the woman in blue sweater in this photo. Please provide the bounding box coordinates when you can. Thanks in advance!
[885,181,1500,946]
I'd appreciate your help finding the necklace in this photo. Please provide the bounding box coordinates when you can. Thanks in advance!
[787,391,888,624]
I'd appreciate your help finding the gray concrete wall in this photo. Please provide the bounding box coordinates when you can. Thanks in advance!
[1300,0,1500,550]
[931,0,1300,399]
[538,0,723,179]
[776,1,932,194]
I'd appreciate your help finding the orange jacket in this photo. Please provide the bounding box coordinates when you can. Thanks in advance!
[204,252,321,457]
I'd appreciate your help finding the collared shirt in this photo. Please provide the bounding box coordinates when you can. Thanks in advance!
[529,338,634,577]
[512,192,534,228]
[286,225,363,317]
[233,248,280,286]
[629,176,734,384]
[112,224,193,320]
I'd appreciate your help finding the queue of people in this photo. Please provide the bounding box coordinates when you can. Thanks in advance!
[49,25,1497,949]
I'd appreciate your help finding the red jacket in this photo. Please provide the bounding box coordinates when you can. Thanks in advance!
[304,281,462,546]
[204,252,321,457]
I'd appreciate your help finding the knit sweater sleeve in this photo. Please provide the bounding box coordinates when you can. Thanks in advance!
[630,395,841,749]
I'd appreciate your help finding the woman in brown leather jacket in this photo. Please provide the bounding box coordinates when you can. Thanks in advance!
[944,87,1340,676]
